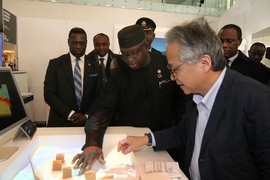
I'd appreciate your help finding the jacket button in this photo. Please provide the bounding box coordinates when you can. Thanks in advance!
[199,158,205,162]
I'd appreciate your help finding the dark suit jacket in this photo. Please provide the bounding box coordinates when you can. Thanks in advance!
[87,50,122,82]
[150,47,162,54]
[230,50,270,84]
[153,68,270,179]
[44,53,103,127]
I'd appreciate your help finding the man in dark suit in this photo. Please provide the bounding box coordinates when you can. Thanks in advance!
[44,27,103,127]
[87,33,121,86]
[218,24,270,85]
[117,18,270,179]
[71,25,187,175]
[136,17,162,54]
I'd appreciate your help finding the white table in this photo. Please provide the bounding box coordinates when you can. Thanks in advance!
[0,126,188,180]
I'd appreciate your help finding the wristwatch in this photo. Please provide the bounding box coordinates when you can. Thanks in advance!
[144,133,152,146]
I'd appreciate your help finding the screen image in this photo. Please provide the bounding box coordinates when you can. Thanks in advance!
[0,33,2,66]
[0,84,12,117]
[0,67,28,135]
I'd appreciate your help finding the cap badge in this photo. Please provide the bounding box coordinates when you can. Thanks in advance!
[141,21,146,27]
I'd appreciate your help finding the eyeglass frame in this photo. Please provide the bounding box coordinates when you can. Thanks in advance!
[167,62,185,75]
[121,43,146,60]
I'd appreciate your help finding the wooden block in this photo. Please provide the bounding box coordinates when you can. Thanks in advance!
[52,160,62,171]
[85,170,96,180]
[56,153,65,163]
[63,167,72,179]
[101,175,114,179]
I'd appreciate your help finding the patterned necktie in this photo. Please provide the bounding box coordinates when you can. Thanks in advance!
[99,58,107,86]
[74,57,82,109]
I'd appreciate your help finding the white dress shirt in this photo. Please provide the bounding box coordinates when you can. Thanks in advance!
[227,52,238,67]
[189,67,226,180]
[97,53,108,68]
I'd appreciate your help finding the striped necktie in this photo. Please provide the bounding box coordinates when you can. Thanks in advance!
[74,57,82,109]
[99,58,107,86]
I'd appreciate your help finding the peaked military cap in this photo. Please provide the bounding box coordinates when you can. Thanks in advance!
[136,17,156,31]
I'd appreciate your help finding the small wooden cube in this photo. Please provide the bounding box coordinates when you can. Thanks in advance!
[85,170,96,180]
[63,167,72,179]
[101,175,114,179]
[52,160,62,171]
[56,153,65,163]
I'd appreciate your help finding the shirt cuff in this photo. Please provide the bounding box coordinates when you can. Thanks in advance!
[150,132,156,146]
[145,132,156,146]
[67,110,75,121]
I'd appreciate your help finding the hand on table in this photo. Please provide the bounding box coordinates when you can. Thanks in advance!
[71,146,105,175]
[70,112,87,126]
[117,136,148,155]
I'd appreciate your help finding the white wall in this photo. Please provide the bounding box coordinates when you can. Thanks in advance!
[3,0,220,122]
[218,0,270,66]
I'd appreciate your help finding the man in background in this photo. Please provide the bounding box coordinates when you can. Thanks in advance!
[44,27,103,127]
[118,17,270,179]
[218,24,270,85]
[136,17,162,54]
[248,42,266,62]
[87,33,121,86]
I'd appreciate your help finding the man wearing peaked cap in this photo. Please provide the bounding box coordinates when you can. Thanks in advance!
[72,24,187,175]
[136,17,162,54]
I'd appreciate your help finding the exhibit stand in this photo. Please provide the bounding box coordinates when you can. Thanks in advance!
[0,126,188,180]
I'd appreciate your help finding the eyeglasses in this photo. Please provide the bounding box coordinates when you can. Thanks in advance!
[121,44,145,60]
[167,62,185,75]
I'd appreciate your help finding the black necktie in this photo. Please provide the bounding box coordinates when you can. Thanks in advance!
[74,58,82,109]
[99,58,107,86]
[226,58,230,67]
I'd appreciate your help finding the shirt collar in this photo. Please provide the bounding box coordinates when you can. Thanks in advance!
[97,53,108,61]
[228,51,239,62]
[193,67,227,111]
[70,53,85,62]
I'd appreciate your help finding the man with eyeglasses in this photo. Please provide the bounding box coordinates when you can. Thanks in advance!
[44,27,103,127]
[117,18,270,179]
[72,24,187,175]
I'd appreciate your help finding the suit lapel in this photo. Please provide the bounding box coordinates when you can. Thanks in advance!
[200,69,232,151]
[83,56,93,91]
[62,53,74,88]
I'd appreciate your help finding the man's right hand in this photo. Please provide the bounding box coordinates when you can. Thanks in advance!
[71,146,105,175]
[117,136,148,155]
[70,112,87,125]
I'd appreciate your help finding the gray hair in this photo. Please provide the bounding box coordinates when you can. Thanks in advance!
[165,17,226,71]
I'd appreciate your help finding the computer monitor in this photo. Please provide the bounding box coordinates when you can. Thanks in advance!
[0,67,30,161]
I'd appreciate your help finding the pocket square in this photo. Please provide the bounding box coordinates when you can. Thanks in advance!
[89,73,98,77]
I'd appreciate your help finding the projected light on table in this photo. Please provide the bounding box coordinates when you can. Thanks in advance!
[14,145,138,180]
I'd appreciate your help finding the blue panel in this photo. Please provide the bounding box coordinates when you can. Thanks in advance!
[152,37,166,55]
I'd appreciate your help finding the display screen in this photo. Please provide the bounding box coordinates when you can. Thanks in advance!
[0,67,29,136]
[0,33,2,66]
